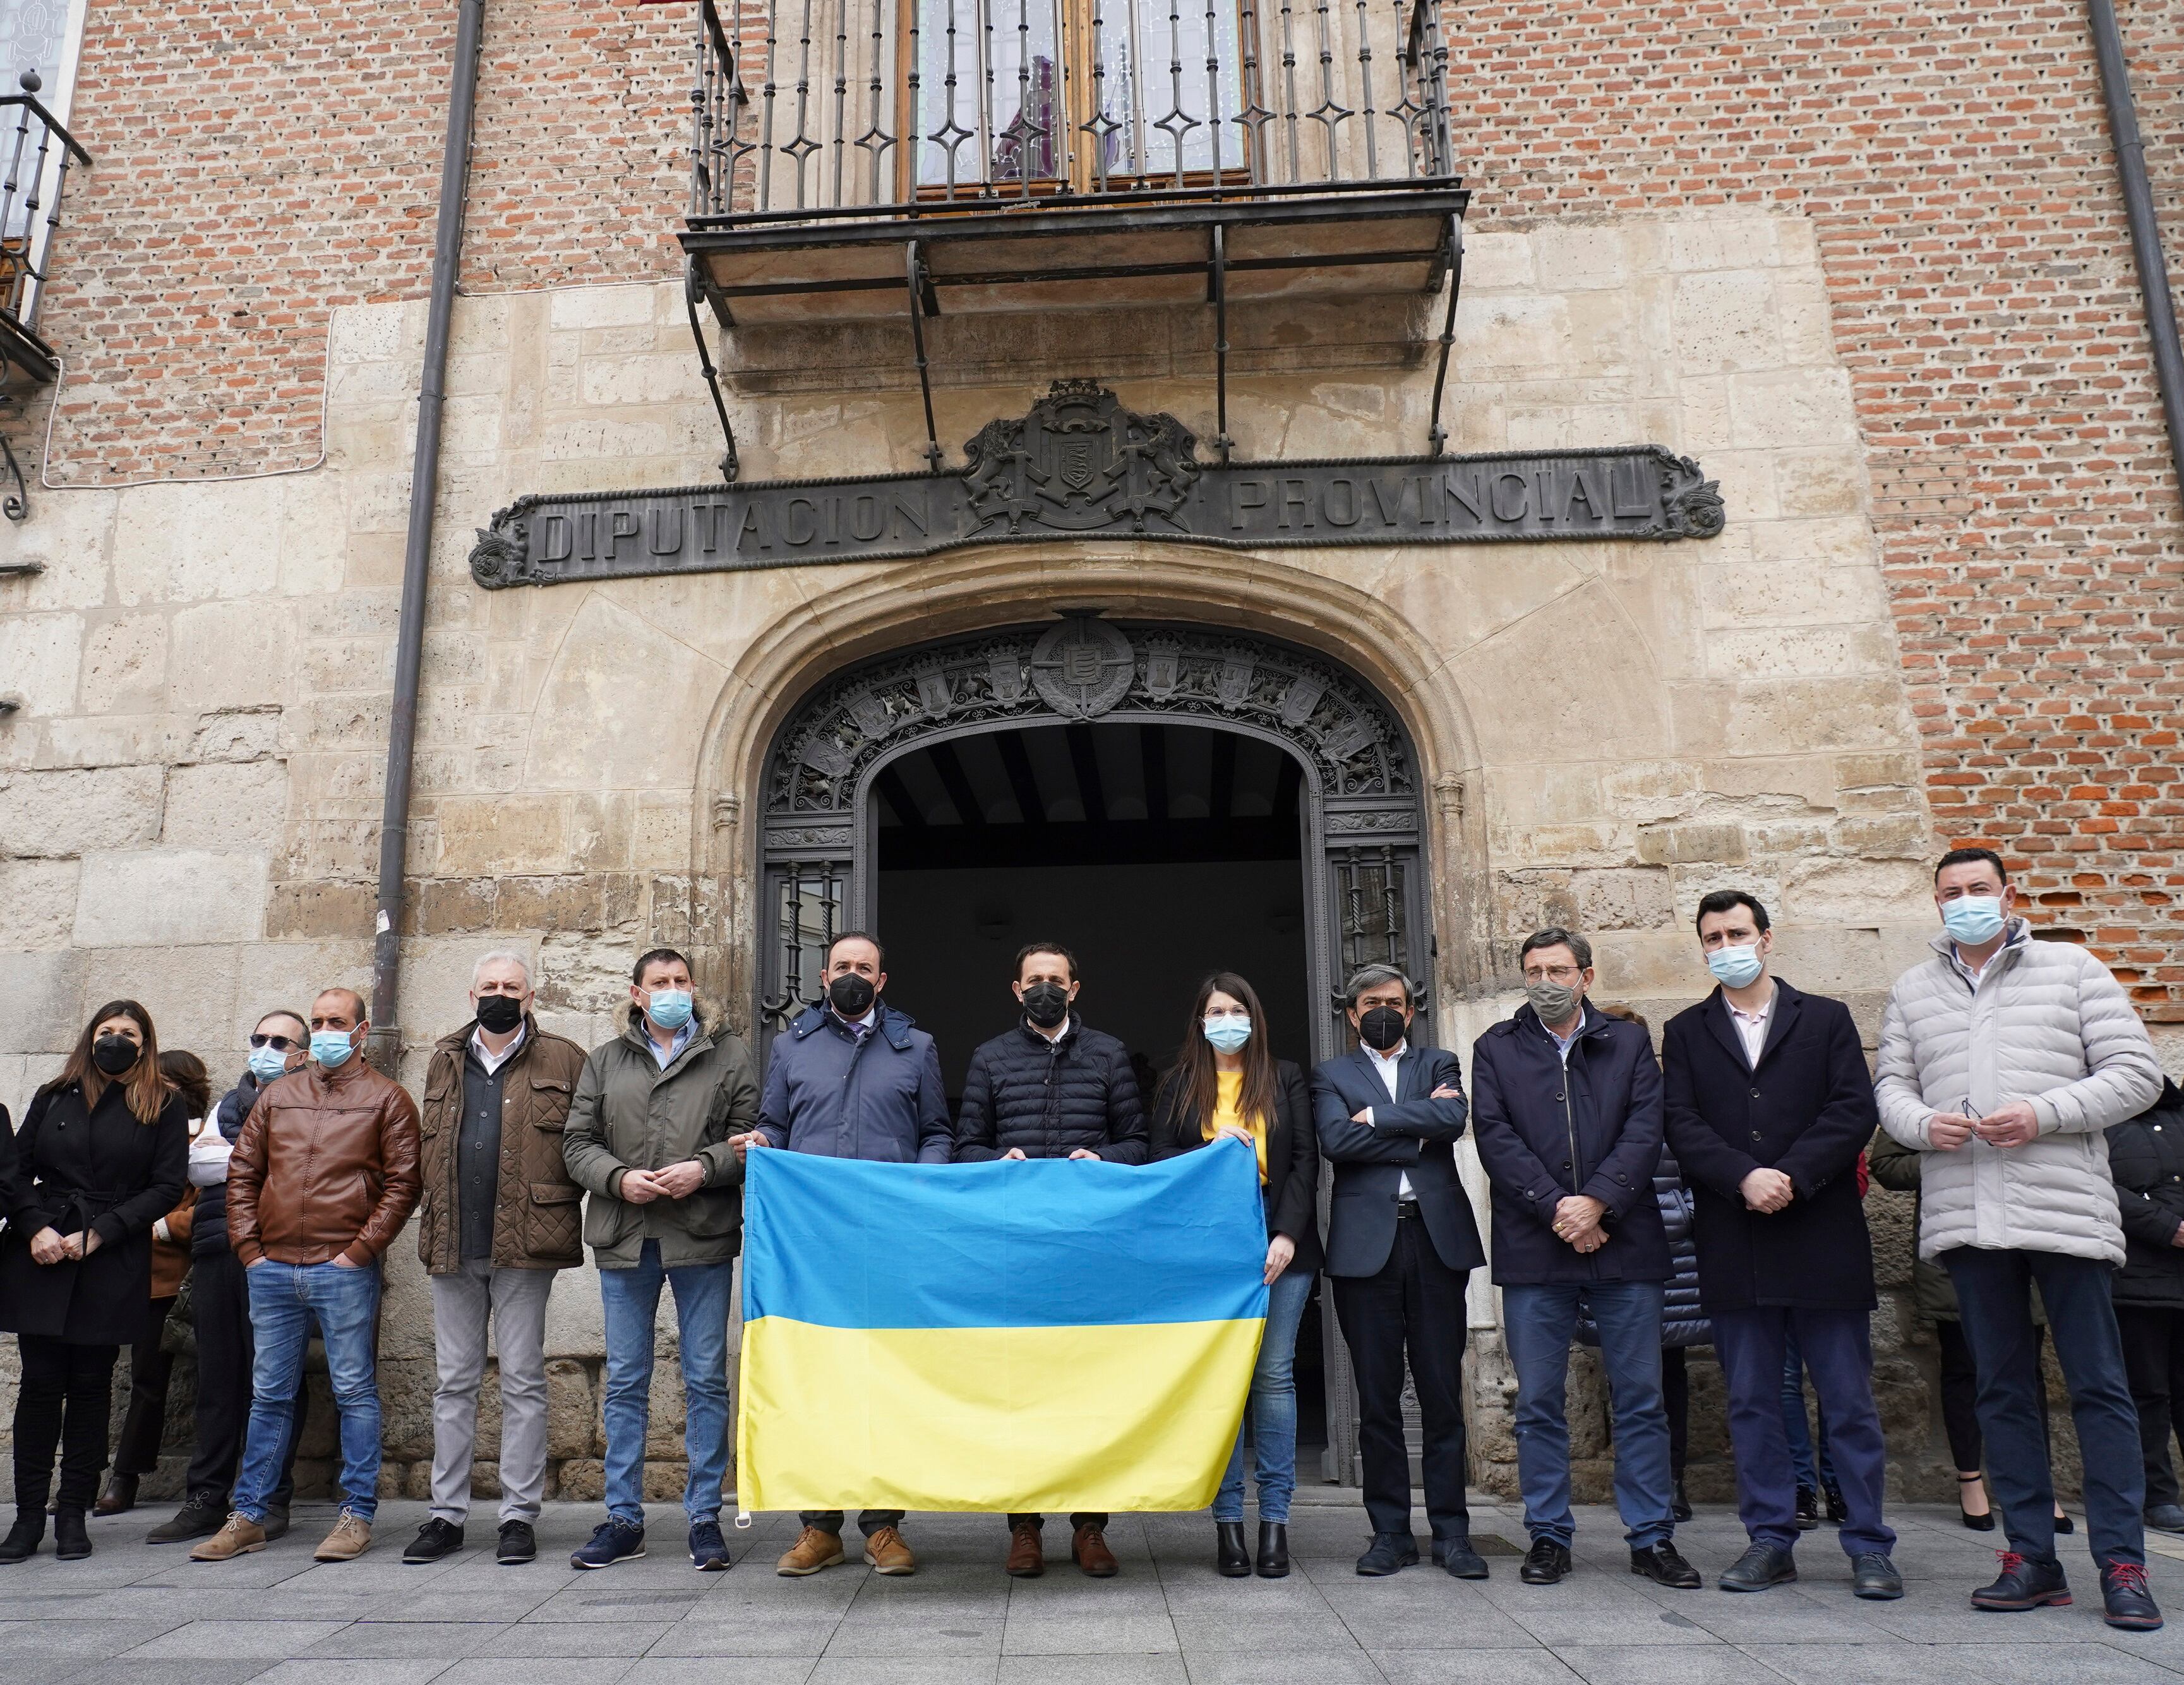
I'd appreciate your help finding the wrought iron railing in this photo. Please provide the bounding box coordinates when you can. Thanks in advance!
[687,0,1453,224]
[0,73,88,344]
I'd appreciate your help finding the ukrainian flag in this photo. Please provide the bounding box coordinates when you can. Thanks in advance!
[737,1135,1269,1516]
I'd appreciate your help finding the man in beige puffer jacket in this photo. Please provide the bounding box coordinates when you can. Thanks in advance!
[1877,846,2164,1631]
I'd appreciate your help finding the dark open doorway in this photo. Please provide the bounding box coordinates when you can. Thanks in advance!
[870,718,1328,1467]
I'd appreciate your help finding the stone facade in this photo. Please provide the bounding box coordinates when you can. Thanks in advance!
[0,0,2177,1508]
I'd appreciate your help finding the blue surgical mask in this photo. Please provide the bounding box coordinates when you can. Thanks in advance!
[248,1044,290,1083]
[1941,896,2006,945]
[1203,1015,1253,1054]
[645,988,694,1031]
[311,1029,357,1069]
[1706,944,1765,989]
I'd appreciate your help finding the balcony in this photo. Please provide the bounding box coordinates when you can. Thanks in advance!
[0,71,90,522]
[674,0,1466,468]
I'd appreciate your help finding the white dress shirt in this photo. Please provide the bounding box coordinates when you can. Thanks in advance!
[471,1021,527,1076]
[1725,987,1775,1068]
[1364,1040,1414,1199]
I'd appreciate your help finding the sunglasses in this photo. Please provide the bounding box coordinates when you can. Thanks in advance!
[249,1033,302,1052]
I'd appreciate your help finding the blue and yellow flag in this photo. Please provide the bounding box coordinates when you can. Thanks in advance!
[737,1136,1268,1516]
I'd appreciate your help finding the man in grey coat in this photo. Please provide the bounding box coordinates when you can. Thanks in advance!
[752,929,947,1578]
[1876,847,2165,1631]
[562,947,758,1575]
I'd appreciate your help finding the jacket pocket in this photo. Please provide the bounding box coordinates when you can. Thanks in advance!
[528,1077,572,1120]
[681,1185,742,1239]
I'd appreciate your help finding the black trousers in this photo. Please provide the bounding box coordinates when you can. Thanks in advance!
[2116,1304,2184,1508]
[1662,1346,1689,1479]
[183,1245,304,1509]
[1938,1316,2051,1475]
[13,1335,120,1513]
[113,1297,178,1478]
[1331,1213,1472,1544]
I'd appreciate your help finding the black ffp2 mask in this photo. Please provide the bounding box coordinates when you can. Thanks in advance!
[92,1034,140,1076]
[1357,1005,1407,1052]
[1021,981,1071,1029]
[828,973,877,1019]
[474,993,524,1035]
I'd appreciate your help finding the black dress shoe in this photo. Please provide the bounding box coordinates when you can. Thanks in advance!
[1519,1537,1573,1585]
[404,1518,465,1564]
[498,1520,537,1564]
[1852,1552,1903,1600]
[1355,1533,1420,1576]
[147,1502,226,1545]
[1631,1542,1701,1589]
[1823,1478,1847,1526]
[1255,1521,1289,1579]
[52,1509,91,1561]
[1794,1486,1820,1530]
[1216,1522,1251,1578]
[1434,1538,1489,1580]
[1671,1477,1693,1523]
[1718,1541,1797,1592]
[2054,1513,2075,1535]
[2147,1503,2184,1535]
[2102,1561,2164,1631]
[1971,1551,2070,1610]
[0,1512,42,1564]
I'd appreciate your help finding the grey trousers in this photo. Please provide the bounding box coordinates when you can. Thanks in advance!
[430,1260,557,1526]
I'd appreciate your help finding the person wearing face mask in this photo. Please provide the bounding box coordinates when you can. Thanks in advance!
[561,947,758,1574]
[1311,963,1484,1579]
[1877,847,2166,1631]
[402,950,588,1568]
[1470,929,1698,1592]
[0,1001,189,1562]
[193,987,422,1567]
[143,1011,312,1546]
[1660,890,1900,1600]
[954,942,1147,1579]
[1151,973,1321,1579]
[749,929,947,1578]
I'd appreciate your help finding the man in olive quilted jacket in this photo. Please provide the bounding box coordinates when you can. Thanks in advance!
[404,950,588,1569]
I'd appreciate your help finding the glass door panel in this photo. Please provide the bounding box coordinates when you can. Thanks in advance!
[913,0,1064,189]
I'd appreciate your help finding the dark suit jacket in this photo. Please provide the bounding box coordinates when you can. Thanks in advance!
[1149,1059,1323,1276]
[1311,1043,1485,1278]
[1660,978,1878,1313]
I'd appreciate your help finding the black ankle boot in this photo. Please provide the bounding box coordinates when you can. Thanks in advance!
[1256,1521,1290,1578]
[1215,1521,1251,1577]
[53,1510,90,1561]
[0,1511,44,1564]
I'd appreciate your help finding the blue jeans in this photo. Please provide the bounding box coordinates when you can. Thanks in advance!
[1214,1266,1314,1524]
[1782,1328,1836,1490]
[1945,1246,2144,1569]
[234,1259,383,1522]
[1504,1280,1674,1549]
[599,1240,734,1526]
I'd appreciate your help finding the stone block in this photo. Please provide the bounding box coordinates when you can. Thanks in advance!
[430,796,571,876]
[549,284,659,330]
[266,878,375,940]
[0,858,79,950]
[524,596,728,792]
[171,601,292,711]
[114,478,285,604]
[1672,270,1783,373]
[0,486,116,610]
[1705,623,1893,680]
[1569,867,1675,932]
[1774,448,1868,517]
[548,1358,599,1458]
[1827,813,1930,859]
[1530,222,1628,292]
[72,941,241,1056]
[1456,581,1673,764]
[1671,678,1910,757]
[0,611,85,716]
[191,707,284,764]
[0,949,86,1054]
[1729,368,1858,450]
[1699,561,1889,629]
[78,614,169,715]
[162,760,290,850]
[1635,822,1748,866]
[0,764,165,855]
[73,849,267,946]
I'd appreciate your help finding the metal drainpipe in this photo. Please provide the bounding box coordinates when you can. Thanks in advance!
[367,0,487,1072]
[2087,0,2184,511]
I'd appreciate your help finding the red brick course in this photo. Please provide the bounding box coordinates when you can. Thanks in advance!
[26,0,2184,1012]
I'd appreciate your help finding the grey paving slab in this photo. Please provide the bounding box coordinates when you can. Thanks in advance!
[644,1614,844,1657]
[120,1620,352,1658]
[1741,1641,2184,1685]
[1372,1653,1582,1685]
[297,1623,514,1660]
[1177,1652,1388,1685]
[1551,1644,1794,1684]
[1503,1606,1727,1648]
[249,1661,454,1685]
[55,1661,282,1685]
[821,1609,1009,1657]
[472,1619,681,1655]
[0,1617,189,1657]
[621,1662,816,1685]
[999,1657,1189,1685]
[999,1610,1182,1653]
[1169,1609,1365,1652]
[807,1658,1001,1684]
[433,1659,642,1685]
[354,1588,568,1623]
[1667,1585,1902,1643]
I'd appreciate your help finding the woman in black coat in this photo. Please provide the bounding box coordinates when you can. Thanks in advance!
[1149,971,1321,1580]
[0,999,189,1562]
[2108,1079,2184,1533]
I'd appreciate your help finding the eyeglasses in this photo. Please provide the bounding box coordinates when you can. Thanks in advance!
[249,1033,301,1052]
[1204,1006,1250,1019]
[1523,965,1584,984]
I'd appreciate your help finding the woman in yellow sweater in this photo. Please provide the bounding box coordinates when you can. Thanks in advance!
[1149,972,1322,1579]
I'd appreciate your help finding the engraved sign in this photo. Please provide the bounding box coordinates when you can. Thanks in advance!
[470,381,1724,590]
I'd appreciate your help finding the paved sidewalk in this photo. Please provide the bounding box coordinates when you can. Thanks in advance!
[6,1498,2184,1684]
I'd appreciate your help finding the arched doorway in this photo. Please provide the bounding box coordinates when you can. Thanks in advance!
[755,612,1435,1484]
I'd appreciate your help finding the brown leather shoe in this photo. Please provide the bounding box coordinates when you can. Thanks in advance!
[1006,1521,1045,1577]
[313,1509,373,1562]
[776,1526,846,1576]
[93,1473,138,1516]
[863,1525,916,1575]
[1072,1523,1119,1578]
[189,1513,267,1562]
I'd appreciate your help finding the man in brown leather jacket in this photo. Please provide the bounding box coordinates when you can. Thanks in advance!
[193,986,421,1566]
[402,950,586,1568]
